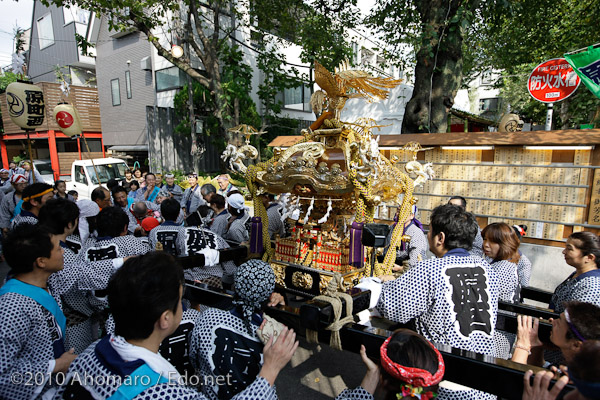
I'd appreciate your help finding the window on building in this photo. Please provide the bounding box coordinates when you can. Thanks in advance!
[479,98,499,112]
[156,67,185,92]
[276,83,312,112]
[63,6,90,25]
[85,138,103,152]
[37,13,55,49]
[56,139,78,152]
[111,78,121,106]
[125,71,132,99]
[481,71,494,85]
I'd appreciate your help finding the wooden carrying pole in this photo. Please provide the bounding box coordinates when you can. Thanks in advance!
[26,129,35,183]
[81,132,101,185]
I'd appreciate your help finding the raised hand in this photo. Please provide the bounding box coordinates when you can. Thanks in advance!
[259,327,299,385]
[522,370,569,400]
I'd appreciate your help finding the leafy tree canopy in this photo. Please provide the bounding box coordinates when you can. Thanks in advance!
[0,71,18,93]
[477,0,600,73]
[476,0,600,127]
[366,0,498,133]
[41,0,358,169]
[367,0,600,131]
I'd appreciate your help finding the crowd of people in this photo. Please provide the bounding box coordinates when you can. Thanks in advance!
[0,166,599,400]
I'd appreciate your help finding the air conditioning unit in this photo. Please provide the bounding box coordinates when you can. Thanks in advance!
[140,56,152,71]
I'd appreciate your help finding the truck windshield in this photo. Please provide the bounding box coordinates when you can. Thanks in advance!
[34,161,54,175]
[86,163,128,184]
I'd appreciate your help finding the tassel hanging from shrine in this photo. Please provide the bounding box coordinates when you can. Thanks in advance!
[349,221,364,267]
[250,216,264,253]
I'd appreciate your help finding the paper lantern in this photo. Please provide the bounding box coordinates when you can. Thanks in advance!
[53,102,82,137]
[5,81,45,129]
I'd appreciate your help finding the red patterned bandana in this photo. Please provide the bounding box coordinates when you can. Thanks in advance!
[380,335,445,387]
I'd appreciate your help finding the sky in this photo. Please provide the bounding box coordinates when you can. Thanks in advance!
[0,0,34,68]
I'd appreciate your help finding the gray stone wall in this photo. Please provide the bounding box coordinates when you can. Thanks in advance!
[521,242,572,293]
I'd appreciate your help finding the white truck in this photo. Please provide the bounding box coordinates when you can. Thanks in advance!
[66,158,130,199]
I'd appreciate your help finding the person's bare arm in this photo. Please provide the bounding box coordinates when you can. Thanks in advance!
[259,327,299,385]
[358,345,379,395]
[512,315,544,366]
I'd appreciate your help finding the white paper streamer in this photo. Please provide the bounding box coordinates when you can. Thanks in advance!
[317,197,333,224]
[303,196,315,224]
[283,195,301,221]
[60,80,70,97]
[279,193,290,222]
[11,53,25,75]
[291,209,301,220]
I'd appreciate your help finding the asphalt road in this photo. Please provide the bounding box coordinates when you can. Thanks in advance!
[275,336,365,399]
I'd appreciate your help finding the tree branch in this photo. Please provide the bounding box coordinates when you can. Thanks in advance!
[211,3,221,50]
[131,12,211,89]
[189,0,213,63]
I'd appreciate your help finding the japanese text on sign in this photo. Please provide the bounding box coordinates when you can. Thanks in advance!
[528,58,581,103]
[588,169,600,225]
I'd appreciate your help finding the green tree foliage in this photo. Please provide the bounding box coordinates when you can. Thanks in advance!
[368,0,600,131]
[0,71,18,93]
[42,0,237,134]
[14,27,27,54]
[251,0,357,71]
[256,49,302,117]
[498,63,547,124]
[479,0,600,71]
[219,44,262,129]
[476,0,600,128]
[44,0,355,136]
[367,0,491,133]
[250,0,357,155]
[252,0,356,132]
[499,63,600,128]
[173,44,260,149]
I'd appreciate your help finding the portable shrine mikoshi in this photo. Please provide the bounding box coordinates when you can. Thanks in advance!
[222,61,435,296]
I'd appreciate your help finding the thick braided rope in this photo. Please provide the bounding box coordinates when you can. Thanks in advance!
[364,174,375,223]
[246,163,274,261]
[349,168,377,276]
[349,169,375,224]
[381,168,415,275]
[306,273,353,350]
[354,154,416,276]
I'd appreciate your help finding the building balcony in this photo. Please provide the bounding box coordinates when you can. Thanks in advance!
[0,81,101,135]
